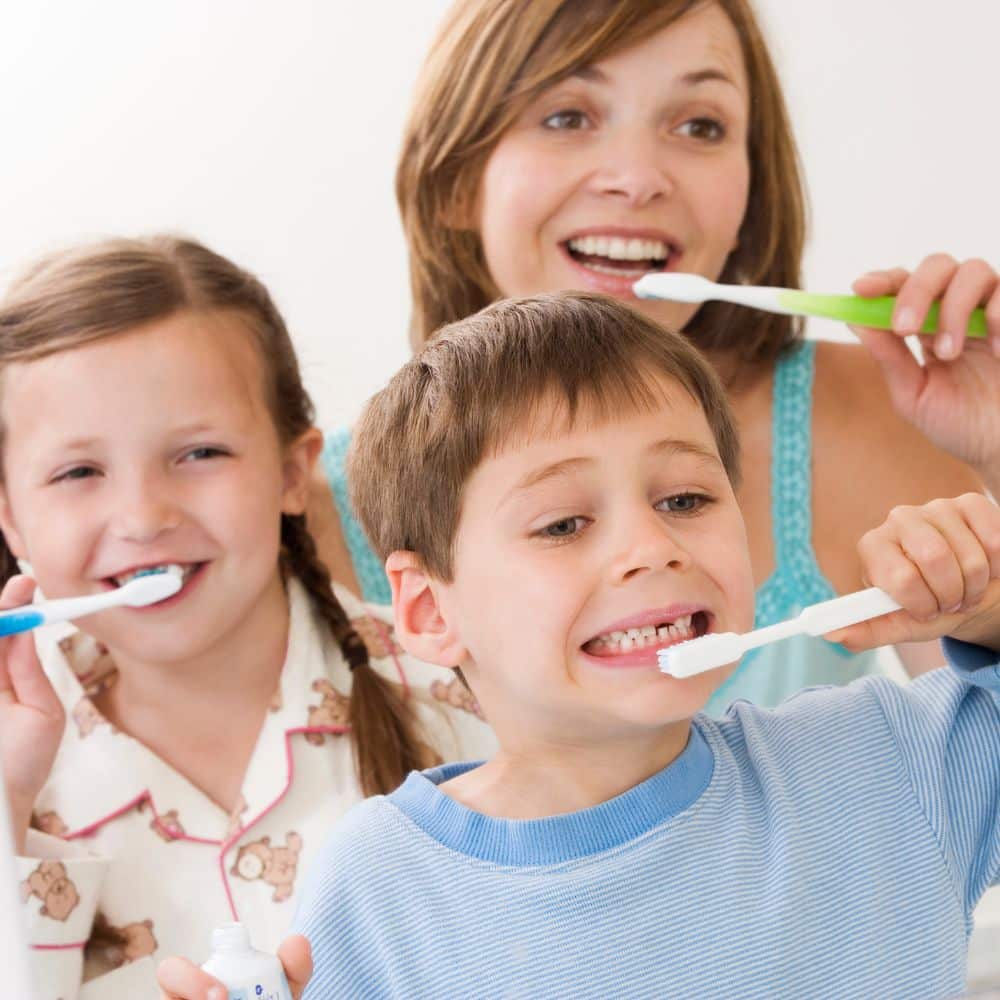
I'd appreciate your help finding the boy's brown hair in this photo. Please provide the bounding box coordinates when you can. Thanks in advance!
[349,291,740,581]
[397,0,806,365]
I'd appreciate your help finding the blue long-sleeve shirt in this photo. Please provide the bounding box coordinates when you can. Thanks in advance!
[295,640,1000,999]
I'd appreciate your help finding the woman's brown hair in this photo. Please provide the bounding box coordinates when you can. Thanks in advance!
[0,235,434,795]
[397,0,807,366]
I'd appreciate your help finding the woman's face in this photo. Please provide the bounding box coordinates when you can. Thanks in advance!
[475,3,751,333]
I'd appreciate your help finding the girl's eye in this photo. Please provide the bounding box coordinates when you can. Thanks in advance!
[182,446,227,463]
[52,466,98,484]
[540,516,587,539]
[657,493,713,515]
[542,109,591,131]
[675,117,726,142]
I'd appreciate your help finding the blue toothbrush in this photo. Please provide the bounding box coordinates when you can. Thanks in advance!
[0,566,182,637]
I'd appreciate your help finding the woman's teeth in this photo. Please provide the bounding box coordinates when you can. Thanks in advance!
[566,235,670,274]
[587,615,695,654]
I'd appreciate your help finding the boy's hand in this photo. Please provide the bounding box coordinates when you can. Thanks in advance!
[0,574,65,853]
[157,935,312,1000]
[828,493,1000,653]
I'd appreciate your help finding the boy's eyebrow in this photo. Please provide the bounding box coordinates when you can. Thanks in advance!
[501,437,723,507]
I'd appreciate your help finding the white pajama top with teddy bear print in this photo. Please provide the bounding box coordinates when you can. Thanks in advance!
[16,579,496,1000]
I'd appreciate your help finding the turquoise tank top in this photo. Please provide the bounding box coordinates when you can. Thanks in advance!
[322,341,886,714]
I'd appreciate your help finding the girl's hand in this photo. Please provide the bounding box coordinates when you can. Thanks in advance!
[851,256,1000,482]
[828,493,1000,653]
[157,934,313,1000]
[0,574,65,853]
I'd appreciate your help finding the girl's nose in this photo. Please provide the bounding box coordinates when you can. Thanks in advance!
[588,128,674,208]
[109,479,182,543]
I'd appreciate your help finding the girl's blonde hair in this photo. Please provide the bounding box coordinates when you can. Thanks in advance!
[397,0,806,365]
[0,235,436,795]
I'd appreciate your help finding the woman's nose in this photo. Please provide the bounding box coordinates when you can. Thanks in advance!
[587,127,674,208]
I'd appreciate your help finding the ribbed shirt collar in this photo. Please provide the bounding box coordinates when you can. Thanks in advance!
[389,725,714,866]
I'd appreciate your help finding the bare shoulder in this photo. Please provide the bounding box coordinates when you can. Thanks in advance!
[811,340,982,504]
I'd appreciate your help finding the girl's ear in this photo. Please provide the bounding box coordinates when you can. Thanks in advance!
[281,427,325,516]
[385,550,468,667]
[0,490,27,561]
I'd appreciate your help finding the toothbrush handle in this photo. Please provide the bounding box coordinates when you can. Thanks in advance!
[0,608,46,637]
[799,588,901,636]
[783,292,987,337]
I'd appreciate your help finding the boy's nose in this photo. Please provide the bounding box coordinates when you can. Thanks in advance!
[609,513,692,583]
[588,129,674,208]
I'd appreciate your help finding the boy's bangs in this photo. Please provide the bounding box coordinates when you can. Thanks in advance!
[484,364,679,459]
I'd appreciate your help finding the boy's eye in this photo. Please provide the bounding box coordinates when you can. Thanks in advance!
[675,117,726,142]
[542,109,590,131]
[541,516,587,539]
[657,493,713,514]
[181,446,228,462]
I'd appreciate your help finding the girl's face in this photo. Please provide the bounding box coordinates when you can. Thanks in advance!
[475,3,750,333]
[0,311,318,666]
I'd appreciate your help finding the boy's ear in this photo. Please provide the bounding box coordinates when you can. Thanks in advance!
[281,427,325,516]
[385,551,468,668]
[0,490,27,561]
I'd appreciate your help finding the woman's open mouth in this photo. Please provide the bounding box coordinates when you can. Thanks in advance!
[563,235,675,279]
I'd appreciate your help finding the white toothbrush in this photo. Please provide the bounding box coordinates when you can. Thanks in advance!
[0,566,183,637]
[633,272,988,337]
[658,587,901,679]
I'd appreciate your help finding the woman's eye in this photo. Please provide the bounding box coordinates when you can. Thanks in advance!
[658,493,712,514]
[541,516,586,539]
[542,109,590,131]
[676,117,725,142]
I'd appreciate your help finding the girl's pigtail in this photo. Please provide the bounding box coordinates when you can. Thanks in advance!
[280,514,435,796]
[0,535,21,588]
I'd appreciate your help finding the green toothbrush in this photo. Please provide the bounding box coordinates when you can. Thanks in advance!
[633,273,987,337]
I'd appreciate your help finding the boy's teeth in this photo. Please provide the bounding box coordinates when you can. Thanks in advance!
[588,614,696,654]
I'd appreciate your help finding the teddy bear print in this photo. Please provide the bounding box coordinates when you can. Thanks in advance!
[231,832,302,902]
[150,809,186,842]
[88,914,158,971]
[72,696,108,738]
[305,679,351,745]
[20,861,80,922]
[350,615,402,660]
[431,676,485,720]
[33,810,69,838]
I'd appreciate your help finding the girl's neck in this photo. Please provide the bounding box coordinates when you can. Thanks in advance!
[92,571,292,812]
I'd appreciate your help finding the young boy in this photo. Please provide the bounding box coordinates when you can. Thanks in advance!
[292,292,999,999]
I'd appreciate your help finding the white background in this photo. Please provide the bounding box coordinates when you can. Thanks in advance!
[0,0,997,428]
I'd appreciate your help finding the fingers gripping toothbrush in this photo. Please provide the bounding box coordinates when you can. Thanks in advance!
[633,273,988,337]
[659,587,901,679]
[0,565,182,637]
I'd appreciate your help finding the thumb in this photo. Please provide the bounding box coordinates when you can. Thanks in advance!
[277,934,313,998]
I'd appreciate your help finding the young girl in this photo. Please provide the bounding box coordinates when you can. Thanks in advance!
[0,236,496,999]
[310,0,1000,714]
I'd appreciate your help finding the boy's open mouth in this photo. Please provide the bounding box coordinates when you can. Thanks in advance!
[563,235,675,279]
[583,610,710,657]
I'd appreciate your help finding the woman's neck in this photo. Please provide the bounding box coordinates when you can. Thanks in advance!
[92,572,292,812]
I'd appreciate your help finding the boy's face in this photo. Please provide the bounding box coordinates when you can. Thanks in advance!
[431,377,755,745]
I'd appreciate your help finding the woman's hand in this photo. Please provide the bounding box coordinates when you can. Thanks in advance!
[0,574,65,853]
[827,493,1000,653]
[157,934,313,1000]
[851,255,1000,487]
